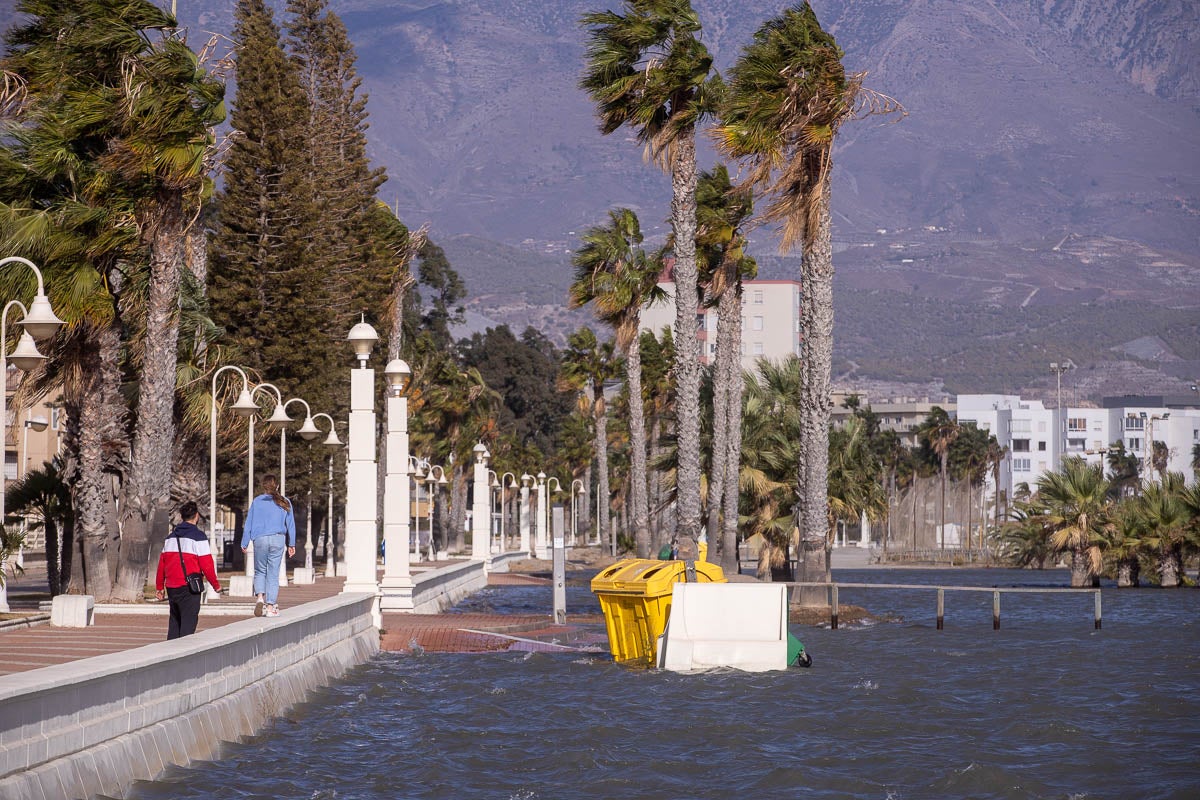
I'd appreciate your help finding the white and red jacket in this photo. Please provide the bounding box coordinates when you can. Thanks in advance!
[155,522,221,592]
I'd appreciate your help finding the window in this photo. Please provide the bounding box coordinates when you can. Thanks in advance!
[752,316,764,331]
[4,451,15,480]
[752,342,764,355]
[1012,458,1031,472]
[1127,438,1142,451]
[1068,438,1086,450]
[753,290,764,305]
[695,313,705,331]
[708,343,717,355]
[1037,421,1047,433]
[50,407,61,430]
[1012,419,1031,433]
[1125,416,1144,430]
[1012,439,1030,452]
[1068,418,1087,432]
[1037,441,1047,451]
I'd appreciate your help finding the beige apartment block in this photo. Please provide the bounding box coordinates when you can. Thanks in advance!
[4,367,63,541]
[641,278,802,373]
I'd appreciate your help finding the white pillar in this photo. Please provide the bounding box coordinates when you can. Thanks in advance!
[536,474,548,559]
[342,366,380,625]
[519,480,531,556]
[380,393,413,610]
[471,445,490,562]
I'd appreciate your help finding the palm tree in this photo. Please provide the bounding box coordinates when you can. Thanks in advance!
[560,328,619,553]
[714,2,901,599]
[827,415,886,554]
[998,497,1052,570]
[580,0,721,556]
[1105,501,1143,588]
[917,408,960,549]
[1134,472,1188,587]
[986,438,1009,535]
[570,208,664,558]
[695,164,754,573]
[1037,457,1111,587]
[1105,441,1141,498]
[6,458,72,596]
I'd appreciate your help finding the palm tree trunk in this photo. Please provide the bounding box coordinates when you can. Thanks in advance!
[1116,557,1139,588]
[939,455,948,550]
[581,463,592,544]
[1158,546,1180,587]
[1069,549,1092,588]
[594,386,610,553]
[715,278,743,574]
[114,192,185,602]
[792,189,834,605]
[669,130,702,555]
[627,337,651,558]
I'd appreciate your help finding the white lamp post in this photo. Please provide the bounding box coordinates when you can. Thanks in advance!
[305,412,341,578]
[207,365,257,596]
[0,257,62,614]
[343,316,381,625]
[499,472,517,552]
[535,472,549,559]
[570,479,585,547]
[271,396,318,589]
[380,358,414,610]
[519,473,532,556]
[544,476,563,553]
[425,465,448,560]
[408,456,426,560]
[471,443,491,562]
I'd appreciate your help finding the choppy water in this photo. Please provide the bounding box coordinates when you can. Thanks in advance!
[128,569,1200,800]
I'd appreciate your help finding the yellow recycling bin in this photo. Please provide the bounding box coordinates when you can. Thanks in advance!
[590,558,726,667]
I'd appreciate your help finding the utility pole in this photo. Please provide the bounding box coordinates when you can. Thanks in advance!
[1050,361,1072,469]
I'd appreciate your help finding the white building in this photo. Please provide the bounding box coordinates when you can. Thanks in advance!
[640,276,802,373]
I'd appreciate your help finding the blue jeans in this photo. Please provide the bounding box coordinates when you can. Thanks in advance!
[252,533,287,604]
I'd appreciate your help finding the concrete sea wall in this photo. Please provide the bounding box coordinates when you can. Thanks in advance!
[0,593,378,800]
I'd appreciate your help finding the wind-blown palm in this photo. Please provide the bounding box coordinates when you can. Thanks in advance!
[581,0,721,554]
[570,208,664,557]
[715,2,901,599]
[1134,473,1188,587]
[1037,457,1110,587]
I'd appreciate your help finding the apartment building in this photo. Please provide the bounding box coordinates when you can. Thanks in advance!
[639,277,802,373]
[3,368,63,519]
[831,394,955,448]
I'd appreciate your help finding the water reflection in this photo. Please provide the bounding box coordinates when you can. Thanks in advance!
[128,569,1200,800]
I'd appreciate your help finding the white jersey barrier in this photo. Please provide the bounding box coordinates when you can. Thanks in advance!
[657,582,789,672]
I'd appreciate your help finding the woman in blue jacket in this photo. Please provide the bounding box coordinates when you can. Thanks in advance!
[241,474,296,617]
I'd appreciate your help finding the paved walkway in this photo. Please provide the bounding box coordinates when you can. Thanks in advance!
[0,560,610,677]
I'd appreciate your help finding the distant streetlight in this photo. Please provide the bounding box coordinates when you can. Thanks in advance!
[570,479,585,546]
[425,464,448,560]
[499,472,518,551]
[1050,361,1073,469]
[308,412,342,575]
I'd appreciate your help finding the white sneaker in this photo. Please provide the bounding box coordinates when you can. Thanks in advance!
[254,595,265,617]
[265,604,280,617]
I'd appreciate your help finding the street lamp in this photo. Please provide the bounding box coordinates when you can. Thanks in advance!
[499,472,518,551]
[242,382,287,580]
[380,358,414,609]
[408,456,426,560]
[343,316,380,615]
[425,464,448,560]
[308,412,341,576]
[14,411,48,569]
[519,473,533,555]
[570,479,585,546]
[208,365,257,583]
[471,443,491,560]
[1050,361,1073,470]
[0,257,62,614]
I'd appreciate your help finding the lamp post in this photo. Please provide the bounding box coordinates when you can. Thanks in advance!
[408,456,426,560]
[277,397,320,495]
[243,382,288,580]
[519,473,532,555]
[380,358,414,610]
[207,365,257,593]
[307,413,341,578]
[544,476,565,624]
[0,257,63,614]
[570,479,585,546]
[486,469,499,553]
[425,465,448,560]
[499,472,517,551]
[471,443,491,562]
[1049,361,1072,470]
[14,412,48,570]
[343,316,381,625]
[535,472,547,559]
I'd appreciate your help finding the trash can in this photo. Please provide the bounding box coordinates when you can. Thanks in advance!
[590,558,725,667]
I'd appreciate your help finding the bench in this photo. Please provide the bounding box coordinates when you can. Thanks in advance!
[50,594,95,627]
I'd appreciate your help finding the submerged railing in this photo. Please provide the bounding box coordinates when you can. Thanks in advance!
[786,581,1102,631]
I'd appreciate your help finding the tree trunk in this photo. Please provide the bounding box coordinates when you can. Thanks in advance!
[581,462,592,544]
[1116,557,1139,588]
[669,130,702,557]
[1069,548,1092,588]
[76,324,126,601]
[791,188,834,606]
[627,335,651,558]
[594,386,611,552]
[939,455,948,550]
[44,519,60,597]
[715,277,743,575]
[1158,545,1180,587]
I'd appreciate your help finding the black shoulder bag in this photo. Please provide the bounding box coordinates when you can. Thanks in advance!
[174,527,207,594]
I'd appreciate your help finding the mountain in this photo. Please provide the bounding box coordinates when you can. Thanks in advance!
[2,0,1198,399]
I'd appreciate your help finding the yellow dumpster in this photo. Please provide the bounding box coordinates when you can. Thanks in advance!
[590,558,726,666]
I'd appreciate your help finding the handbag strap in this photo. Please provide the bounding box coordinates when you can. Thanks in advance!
[174,525,189,577]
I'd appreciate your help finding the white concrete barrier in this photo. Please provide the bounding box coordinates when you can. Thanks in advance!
[657,583,789,672]
[292,567,315,584]
[0,593,377,800]
[50,595,94,627]
[228,574,255,596]
[409,560,487,614]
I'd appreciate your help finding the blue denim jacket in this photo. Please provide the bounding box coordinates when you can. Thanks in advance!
[241,493,296,547]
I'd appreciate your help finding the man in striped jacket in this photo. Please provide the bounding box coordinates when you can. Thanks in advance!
[155,502,222,639]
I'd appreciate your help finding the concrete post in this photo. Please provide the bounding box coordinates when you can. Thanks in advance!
[536,472,548,559]
[342,366,380,626]
[552,505,566,623]
[380,392,413,610]
[519,475,531,556]
[471,444,490,562]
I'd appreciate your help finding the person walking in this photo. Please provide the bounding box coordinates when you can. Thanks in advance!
[155,501,222,639]
[241,474,296,618]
